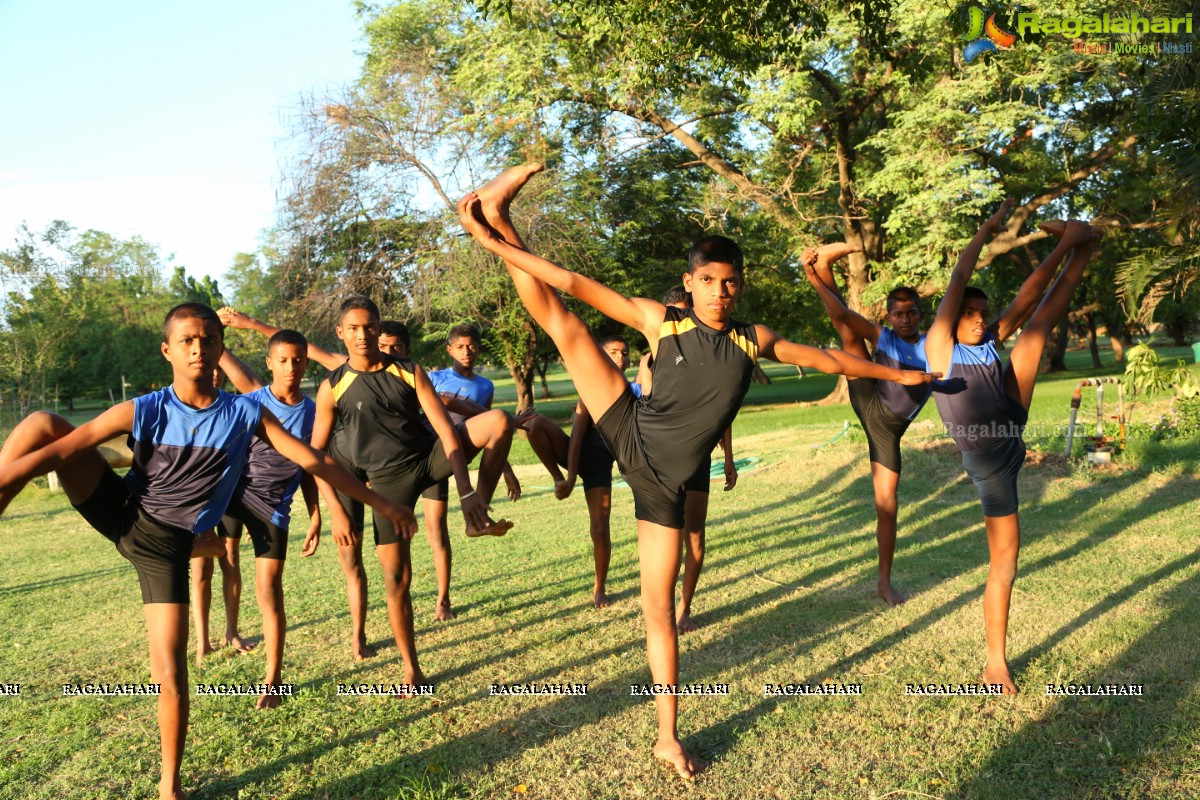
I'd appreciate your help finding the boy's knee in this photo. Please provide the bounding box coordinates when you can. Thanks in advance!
[19,411,73,444]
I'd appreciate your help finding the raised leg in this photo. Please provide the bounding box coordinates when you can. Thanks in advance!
[801,244,874,361]
[0,411,105,505]
[471,166,629,422]
[1006,237,1098,409]
[523,413,570,488]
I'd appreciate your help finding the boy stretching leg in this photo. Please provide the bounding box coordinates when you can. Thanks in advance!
[458,164,935,778]
[0,303,413,799]
[926,202,1100,693]
[802,246,931,605]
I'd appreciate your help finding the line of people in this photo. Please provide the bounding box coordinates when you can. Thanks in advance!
[0,163,1100,794]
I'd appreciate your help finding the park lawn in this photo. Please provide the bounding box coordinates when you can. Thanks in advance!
[0,352,1198,799]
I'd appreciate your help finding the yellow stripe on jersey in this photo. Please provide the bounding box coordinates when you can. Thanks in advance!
[660,316,697,338]
[386,363,416,388]
[331,372,358,403]
[729,328,759,363]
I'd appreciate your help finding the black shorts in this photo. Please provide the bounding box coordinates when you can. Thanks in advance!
[73,466,192,604]
[334,440,455,546]
[219,499,288,560]
[685,460,711,495]
[594,385,688,529]
[578,433,617,491]
[420,422,482,503]
[848,377,912,475]
[961,436,1026,517]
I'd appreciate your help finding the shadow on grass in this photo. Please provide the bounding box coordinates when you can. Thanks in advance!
[0,565,130,598]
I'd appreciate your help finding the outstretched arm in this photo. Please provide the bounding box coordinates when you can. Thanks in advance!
[459,193,666,348]
[757,326,938,386]
[926,200,1014,372]
[218,347,266,394]
[256,409,416,539]
[219,307,346,371]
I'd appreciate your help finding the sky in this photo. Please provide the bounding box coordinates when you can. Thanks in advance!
[0,0,367,283]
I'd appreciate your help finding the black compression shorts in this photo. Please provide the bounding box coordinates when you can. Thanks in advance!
[419,422,481,503]
[960,436,1026,517]
[594,385,688,528]
[334,439,454,546]
[73,466,193,604]
[219,499,288,560]
[848,377,912,475]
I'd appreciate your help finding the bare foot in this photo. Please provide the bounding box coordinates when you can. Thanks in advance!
[875,582,907,607]
[475,163,545,223]
[652,737,703,780]
[466,518,513,538]
[1038,219,1104,238]
[225,634,255,653]
[195,640,214,666]
[982,661,1019,695]
[352,637,377,662]
[593,590,611,609]
[802,242,860,296]
[676,612,699,633]
[159,781,187,800]
[256,684,283,710]
[399,668,430,699]
[434,599,456,621]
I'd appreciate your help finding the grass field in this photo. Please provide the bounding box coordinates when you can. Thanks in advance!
[1,347,1198,799]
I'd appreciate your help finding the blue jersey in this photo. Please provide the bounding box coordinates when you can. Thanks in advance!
[429,368,495,425]
[931,333,1026,451]
[124,387,263,533]
[232,386,317,529]
[874,328,931,421]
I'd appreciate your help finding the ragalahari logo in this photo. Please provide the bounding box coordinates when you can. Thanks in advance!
[962,7,1017,62]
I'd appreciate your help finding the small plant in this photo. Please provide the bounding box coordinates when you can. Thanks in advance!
[1124,343,1200,398]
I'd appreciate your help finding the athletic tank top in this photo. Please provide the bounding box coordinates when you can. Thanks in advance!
[326,355,435,477]
[931,333,1026,451]
[637,306,757,491]
[232,386,316,528]
[124,387,263,533]
[874,328,931,421]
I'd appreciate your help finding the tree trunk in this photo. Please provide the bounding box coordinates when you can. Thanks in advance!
[1086,313,1102,368]
[1041,317,1071,373]
[505,320,538,413]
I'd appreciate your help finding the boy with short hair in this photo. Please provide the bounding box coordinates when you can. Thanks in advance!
[197,329,321,708]
[458,163,934,779]
[309,297,513,677]
[419,322,522,620]
[0,303,415,800]
[925,203,1100,694]
[635,288,737,632]
[801,245,931,606]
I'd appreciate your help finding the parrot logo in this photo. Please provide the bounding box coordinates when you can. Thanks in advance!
[961,7,1017,62]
